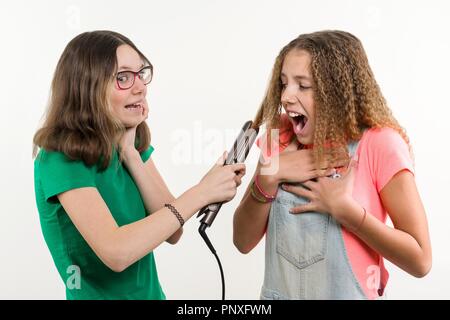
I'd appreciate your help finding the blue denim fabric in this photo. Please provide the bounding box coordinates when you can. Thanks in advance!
[260,141,368,300]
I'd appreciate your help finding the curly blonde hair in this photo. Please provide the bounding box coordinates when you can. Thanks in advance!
[254,30,410,166]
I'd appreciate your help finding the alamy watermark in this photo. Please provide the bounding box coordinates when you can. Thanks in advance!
[169,122,280,175]
[66,265,81,290]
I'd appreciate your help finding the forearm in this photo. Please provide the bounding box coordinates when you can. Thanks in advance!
[123,150,174,213]
[337,200,432,278]
[110,186,206,271]
[233,174,278,253]
[122,150,183,244]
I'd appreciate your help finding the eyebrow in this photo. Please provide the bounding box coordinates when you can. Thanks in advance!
[118,63,145,72]
[280,73,312,81]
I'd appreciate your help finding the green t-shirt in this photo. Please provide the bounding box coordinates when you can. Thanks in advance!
[34,145,166,300]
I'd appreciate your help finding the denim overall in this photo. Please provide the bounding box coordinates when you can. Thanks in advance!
[260,141,368,300]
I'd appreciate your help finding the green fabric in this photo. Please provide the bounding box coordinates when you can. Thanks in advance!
[34,145,166,300]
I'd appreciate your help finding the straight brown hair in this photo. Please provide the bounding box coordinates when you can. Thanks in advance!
[33,30,152,169]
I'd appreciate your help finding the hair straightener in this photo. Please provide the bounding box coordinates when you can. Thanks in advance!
[197,120,259,300]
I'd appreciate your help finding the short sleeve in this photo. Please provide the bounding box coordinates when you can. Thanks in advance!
[141,145,155,162]
[367,128,414,192]
[36,150,96,203]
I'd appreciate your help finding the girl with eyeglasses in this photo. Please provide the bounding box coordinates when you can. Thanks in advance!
[33,30,246,300]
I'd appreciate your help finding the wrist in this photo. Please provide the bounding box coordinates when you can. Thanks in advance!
[121,148,140,164]
[190,184,210,209]
[332,198,365,231]
[257,166,280,186]
[259,158,283,183]
[254,172,279,198]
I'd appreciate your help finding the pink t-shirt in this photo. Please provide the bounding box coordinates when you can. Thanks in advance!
[256,114,414,299]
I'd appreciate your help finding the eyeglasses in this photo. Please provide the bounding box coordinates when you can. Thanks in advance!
[116,66,153,90]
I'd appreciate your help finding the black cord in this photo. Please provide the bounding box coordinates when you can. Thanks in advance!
[199,223,225,300]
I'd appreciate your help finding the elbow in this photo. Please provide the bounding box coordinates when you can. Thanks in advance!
[412,259,432,278]
[166,228,183,245]
[166,238,179,245]
[235,244,251,255]
[104,256,129,273]
[100,246,132,273]
[108,262,127,273]
[409,252,432,278]
[103,257,128,273]
[233,236,253,254]
[233,224,264,254]
[233,219,255,254]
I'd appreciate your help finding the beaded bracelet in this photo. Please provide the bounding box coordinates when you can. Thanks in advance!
[254,175,277,202]
[164,203,185,227]
[250,182,270,203]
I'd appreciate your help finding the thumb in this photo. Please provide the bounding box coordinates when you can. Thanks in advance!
[214,151,228,167]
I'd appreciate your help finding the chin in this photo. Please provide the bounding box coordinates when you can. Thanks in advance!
[121,117,144,128]
[296,135,313,146]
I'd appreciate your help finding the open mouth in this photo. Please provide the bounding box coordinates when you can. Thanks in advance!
[288,111,309,135]
[125,102,143,110]
[124,102,145,115]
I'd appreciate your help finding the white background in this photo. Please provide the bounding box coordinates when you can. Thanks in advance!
[1,0,449,299]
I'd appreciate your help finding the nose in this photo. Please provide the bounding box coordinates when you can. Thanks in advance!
[131,75,147,95]
[281,85,297,106]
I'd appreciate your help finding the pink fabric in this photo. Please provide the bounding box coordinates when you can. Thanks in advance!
[256,114,415,299]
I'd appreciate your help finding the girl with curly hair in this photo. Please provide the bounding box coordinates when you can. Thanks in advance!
[233,30,431,299]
